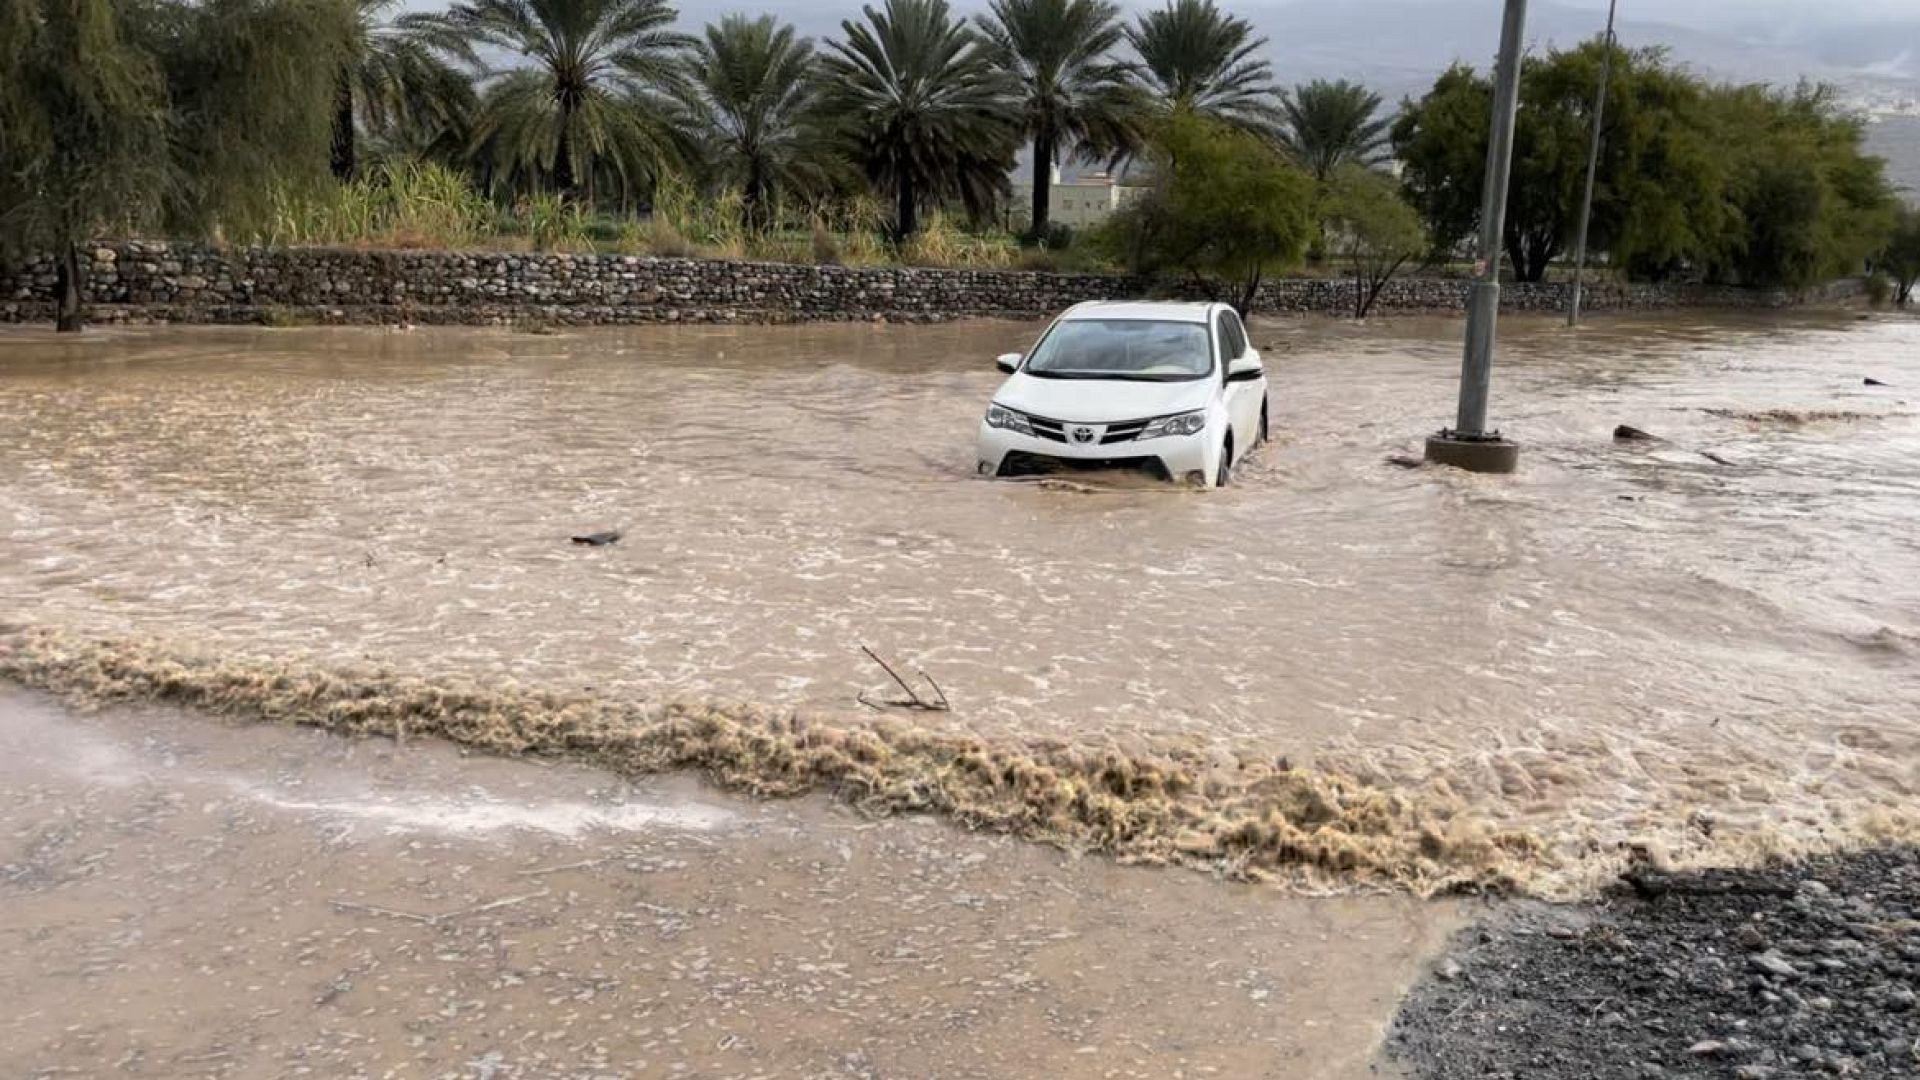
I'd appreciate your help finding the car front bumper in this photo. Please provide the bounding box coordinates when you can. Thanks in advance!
[976,421,1218,484]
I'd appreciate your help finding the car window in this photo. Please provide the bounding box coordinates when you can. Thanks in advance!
[1214,312,1245,367]
[1225,311,1249,357]
[1022,320,1213,380]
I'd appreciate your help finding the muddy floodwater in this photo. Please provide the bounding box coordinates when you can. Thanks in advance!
[1,313,1917,893]
[0,687,1455,1078]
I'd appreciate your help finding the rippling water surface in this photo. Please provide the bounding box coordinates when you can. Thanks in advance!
[2,312,1916,885]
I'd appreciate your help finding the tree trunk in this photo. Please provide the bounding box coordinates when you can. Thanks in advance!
[55,242,85,333]
[329,65,356,181]
[1234,266,1261,319]
[1359,256,1409,319]
[745,161,766,234]
[1029,128,1055,243]
[1516,233,1557,284]
[895,171,917,241]
[553,111,576,198]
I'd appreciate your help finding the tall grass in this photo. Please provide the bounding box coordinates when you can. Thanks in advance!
[268,162,492,249]
[264,164,1039,268]
[514,193,591,253]
[899,212,1016,268]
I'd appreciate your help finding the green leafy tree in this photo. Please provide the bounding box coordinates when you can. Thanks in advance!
[1392,45,1890,287]
[0,0,170,331]
[1126,0,1279,137]
[1102,110,1314,315]
[684,15,840,230]
[821,0,1020,240]
[1319,165,1425,318]
[411,0,693,201]
[1392,52,1597,281]
[1880,203,1920,305]
[149,0,360,238]
[332,0,474,180]
[1700,83,1892,288]
[1280,79,1389,181]
[974,0,1143,242]
[1388,63,1485,260]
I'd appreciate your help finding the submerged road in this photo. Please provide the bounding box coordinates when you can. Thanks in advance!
[0,688,1458,1079]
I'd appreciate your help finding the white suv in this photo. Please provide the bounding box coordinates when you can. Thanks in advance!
[976,301,1268,487]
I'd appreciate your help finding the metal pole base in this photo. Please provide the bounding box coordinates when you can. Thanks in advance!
[1424,431,1521,474]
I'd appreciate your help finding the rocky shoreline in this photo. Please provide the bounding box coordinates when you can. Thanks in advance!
[1390,847,1920,1078]
[0,241,1867,326]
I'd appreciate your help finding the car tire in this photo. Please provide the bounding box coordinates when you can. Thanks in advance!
[1258,398,1270,445]
[1215,437,1233,487]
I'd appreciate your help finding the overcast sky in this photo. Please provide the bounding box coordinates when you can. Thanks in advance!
[1563,0,1914,16]
[402,0,1920,28]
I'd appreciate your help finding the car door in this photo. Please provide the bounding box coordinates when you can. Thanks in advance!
[1214,310,1263,461]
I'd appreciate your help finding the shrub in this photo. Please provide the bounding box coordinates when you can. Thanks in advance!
[264,162,492,249]
[516,193,591,252]
[811,221,842,265]
[1864,272,1892,306]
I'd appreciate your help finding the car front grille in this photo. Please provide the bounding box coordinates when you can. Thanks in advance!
[1016,411,1151,445]
[1025,414,1069,443]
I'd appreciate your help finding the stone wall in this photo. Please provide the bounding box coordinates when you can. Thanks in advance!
[0,241,1864,326]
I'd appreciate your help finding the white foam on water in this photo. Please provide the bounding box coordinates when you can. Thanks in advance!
[0,689,737,839]
[239,784,737,837]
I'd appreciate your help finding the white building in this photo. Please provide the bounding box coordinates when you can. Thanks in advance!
[1048,167,1148,230]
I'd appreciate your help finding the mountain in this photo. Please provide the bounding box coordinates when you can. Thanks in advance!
[1237,1,1920,103]
[1231,1,1920,191]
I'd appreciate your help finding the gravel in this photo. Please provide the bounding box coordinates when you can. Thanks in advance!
[1389,847,1920,1078]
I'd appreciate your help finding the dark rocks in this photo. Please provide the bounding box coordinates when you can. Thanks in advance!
[1615,425,1660,441]
[1389,847,1920,1079]
[1751,951,1800,979]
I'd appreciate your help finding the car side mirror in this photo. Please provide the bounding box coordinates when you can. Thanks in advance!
[1227,355,1264,383]
[995,352,1021,374]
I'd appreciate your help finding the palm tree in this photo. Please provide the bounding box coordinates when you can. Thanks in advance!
[408,0,692,200]
[1280,79,1389,181]
[685,15,838,230]
[821,0,1021,239]
[975,0,1142,242]
[332,0,474,180]
[1127,0,1279,137]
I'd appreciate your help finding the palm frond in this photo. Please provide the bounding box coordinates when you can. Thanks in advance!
[1127,0,1280,138]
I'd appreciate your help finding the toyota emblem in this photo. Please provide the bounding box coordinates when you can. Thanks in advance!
[1071,426,1096,444]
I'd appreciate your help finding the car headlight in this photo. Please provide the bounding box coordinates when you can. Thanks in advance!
[1138,411,1206,440]
[985,404,1034,435]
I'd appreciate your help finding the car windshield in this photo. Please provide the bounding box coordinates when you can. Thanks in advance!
[1021,319,1212,380]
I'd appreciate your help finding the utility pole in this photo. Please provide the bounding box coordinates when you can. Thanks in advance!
[1425,0,1527,474]
[1566,0,1619,327]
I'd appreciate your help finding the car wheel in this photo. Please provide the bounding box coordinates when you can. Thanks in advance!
[1215,437,1233,487]
[1258,398,1270,445]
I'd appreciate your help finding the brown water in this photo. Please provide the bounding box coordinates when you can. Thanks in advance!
[2,313,1917,893]
[0,686,1455,1078]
